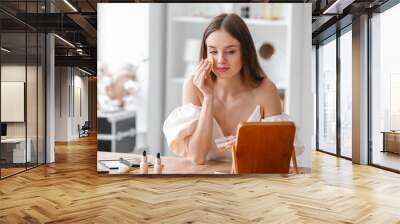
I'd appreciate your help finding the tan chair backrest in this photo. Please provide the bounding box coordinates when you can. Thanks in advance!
[232,122,296,174]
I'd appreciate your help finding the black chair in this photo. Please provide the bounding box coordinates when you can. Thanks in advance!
[79,121,90,138]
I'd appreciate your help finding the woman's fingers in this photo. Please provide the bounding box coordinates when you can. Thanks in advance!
[205,61,212,79]
[195,61,207,83]
[215,136,236,151]
[198,60,209,74]
[197,58,212,77]
[200,61,211,77]
[204,61,213,80]
[192,58,214,95]
[192,76,198,87]
[208,59,214,73]
[193,59,206,82]
[195,58,204,71]
[197,58,207,71]
[193,60,204,82]
[199,68,205,84]
[193,71,203,89]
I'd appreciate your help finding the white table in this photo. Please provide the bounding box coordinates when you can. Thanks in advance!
[1,138,31,163]
[98,151,231,174]
[97,151,308,175]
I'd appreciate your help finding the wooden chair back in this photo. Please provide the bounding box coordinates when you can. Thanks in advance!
[232,122,297,174]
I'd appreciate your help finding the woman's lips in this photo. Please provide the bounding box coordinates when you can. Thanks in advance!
[215,67,230,73]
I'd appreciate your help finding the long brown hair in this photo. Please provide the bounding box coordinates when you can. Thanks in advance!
[200,13,266,87]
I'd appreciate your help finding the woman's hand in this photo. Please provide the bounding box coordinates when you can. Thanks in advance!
[215,136,236,151]
[192,58,214,98]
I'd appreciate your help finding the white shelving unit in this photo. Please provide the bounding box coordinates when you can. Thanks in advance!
[170,77,186,84]
[172,16,289,26]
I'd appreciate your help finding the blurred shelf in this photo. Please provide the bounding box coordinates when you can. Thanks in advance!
[276,82,288,90]
[172,16,288,26]
[244,18,288,26]
[171,77,186,84]
[172,16,211,24]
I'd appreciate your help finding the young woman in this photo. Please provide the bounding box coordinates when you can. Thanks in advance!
[163,13,282,165]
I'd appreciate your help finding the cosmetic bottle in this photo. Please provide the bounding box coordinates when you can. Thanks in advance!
[153,153,163,174]
[140,150,148,174]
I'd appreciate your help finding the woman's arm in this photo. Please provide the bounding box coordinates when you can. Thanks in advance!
[181,59,214,165]
[182,80,213,165]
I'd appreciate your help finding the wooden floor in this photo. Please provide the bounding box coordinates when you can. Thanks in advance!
[1,163,45,178]
[1,167,26,178]
[372,150,400,171]
[1,135,400,223]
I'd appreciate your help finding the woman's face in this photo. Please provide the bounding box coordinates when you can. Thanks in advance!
[205,29,242,80]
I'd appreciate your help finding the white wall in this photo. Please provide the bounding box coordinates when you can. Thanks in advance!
[55,67,89,141]
[46,32,55,163]
[312,46,317,153]
[72,73,89,138]
[147,4,167,154]
[287,4,313,169]
[352,15,369,164]
[55,67,68,141]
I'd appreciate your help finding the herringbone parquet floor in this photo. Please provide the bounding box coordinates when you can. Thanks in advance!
[1,135,399,223]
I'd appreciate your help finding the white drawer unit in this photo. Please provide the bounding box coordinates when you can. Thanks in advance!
[1,138,32,164]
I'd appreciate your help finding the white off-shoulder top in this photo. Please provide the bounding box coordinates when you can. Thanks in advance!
[163,104,303,162]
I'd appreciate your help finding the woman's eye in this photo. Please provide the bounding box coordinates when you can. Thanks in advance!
[208,51,217,55]
[227,51,235,54]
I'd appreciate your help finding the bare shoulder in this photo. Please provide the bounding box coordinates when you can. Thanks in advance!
[254,78,282,116]
[257,78,278,92]
[182,77,202,106]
